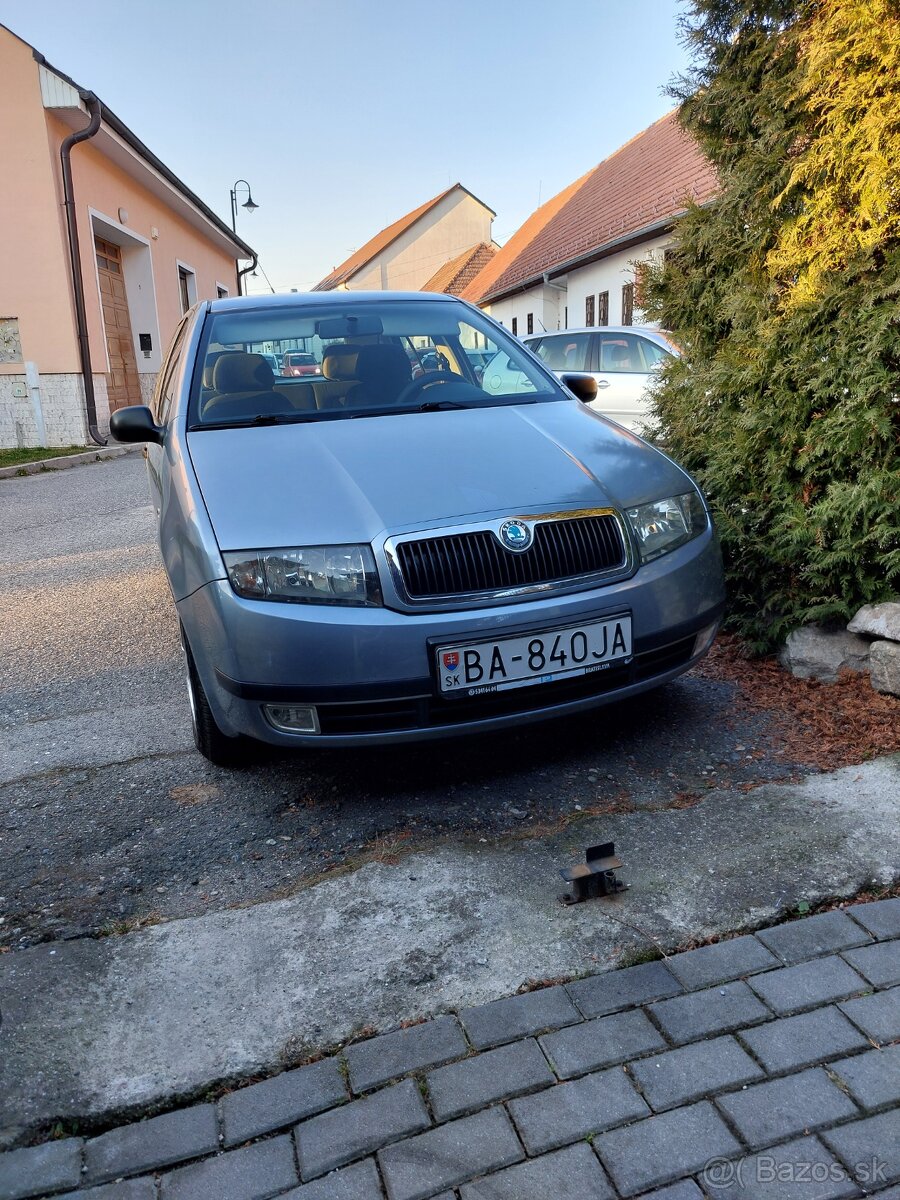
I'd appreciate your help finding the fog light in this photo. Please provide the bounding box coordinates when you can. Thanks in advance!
[693,621,720,657]
[263,704,320,734]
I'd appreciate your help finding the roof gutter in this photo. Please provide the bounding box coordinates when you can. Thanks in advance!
[236,253,259,297]
[60,93,106,445]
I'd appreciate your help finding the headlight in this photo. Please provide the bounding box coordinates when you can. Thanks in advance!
[626,491,707,563]
[222,545,382,606]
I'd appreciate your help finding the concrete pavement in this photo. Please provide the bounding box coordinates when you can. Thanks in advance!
[0,755,897,1147]
[1,901,897,1198]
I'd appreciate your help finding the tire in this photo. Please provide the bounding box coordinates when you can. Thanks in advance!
[181,628,249,768]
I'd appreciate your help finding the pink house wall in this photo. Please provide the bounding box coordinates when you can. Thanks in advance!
[0,29,80,375]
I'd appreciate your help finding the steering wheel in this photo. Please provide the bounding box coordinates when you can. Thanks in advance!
[395,374,459,406]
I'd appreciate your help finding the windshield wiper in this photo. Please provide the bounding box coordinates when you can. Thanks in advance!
[189,413,315,431]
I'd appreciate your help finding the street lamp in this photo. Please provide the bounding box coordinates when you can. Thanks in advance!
[229,179,258,233]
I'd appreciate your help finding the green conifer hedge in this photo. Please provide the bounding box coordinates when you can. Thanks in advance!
[643,0,900,652]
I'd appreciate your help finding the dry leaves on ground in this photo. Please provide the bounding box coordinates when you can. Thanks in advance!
[694,634,900,770]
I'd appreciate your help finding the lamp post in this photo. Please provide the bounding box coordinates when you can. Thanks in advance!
[229,179,258,233]
[230,179,258,295]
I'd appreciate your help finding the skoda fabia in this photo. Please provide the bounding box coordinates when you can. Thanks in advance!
[111,292,725,766]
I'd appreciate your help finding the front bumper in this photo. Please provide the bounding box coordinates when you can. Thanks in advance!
[176,528,725,747]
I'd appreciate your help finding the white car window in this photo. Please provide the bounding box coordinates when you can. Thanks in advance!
[596,334,648,373]
[528,333,591,372]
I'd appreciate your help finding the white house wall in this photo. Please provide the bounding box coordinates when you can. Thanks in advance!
[563,236,669,328]
[483,235,670,335]
[485,285,562,337]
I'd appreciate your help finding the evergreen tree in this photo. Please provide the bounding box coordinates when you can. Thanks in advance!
[644,0,900,652]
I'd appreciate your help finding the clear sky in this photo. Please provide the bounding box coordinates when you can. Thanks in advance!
[3,0,692,293]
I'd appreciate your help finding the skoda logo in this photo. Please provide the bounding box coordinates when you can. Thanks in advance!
[499,519,532,552]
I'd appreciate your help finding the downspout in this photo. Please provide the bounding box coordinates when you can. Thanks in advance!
[60,94,106,445]
[236,252,258,297]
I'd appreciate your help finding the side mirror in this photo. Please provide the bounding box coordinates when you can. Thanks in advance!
[109,405,163,445]
[560,372,599,403]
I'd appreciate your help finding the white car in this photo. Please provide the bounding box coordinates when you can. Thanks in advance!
[523,326,678,431]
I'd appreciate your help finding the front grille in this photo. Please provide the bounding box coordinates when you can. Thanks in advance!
[396,514,626,599]
[314,635,696,735]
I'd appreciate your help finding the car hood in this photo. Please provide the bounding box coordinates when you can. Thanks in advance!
[187,401,691,550]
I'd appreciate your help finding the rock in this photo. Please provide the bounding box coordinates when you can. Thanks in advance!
[848,600,900,641]
[869,639,900,697]
[778,624,870,683]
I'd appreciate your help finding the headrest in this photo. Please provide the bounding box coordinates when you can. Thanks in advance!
[202,351,241,389]
[321,346,360,381]
[353,343,412,388]
[607,343,633,367]
[213,352,274,394]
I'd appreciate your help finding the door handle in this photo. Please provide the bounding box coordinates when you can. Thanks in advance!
[595,378,611,388]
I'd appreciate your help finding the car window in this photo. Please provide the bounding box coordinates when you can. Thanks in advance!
[153,317,190,424]
[596,333,649,373]
[528,333,591,372]
[637,338,672,369]
[188,299,558,429]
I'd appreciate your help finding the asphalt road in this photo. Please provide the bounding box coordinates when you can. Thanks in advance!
[1,456,805,949]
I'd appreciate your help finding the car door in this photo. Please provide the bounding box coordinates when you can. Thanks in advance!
[589,332,659,429]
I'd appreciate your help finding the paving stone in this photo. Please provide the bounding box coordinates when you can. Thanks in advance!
[708,1134,858,1199]
[295,1077,429,1180]
[593,1100,740,1197]
[345,1016,466,1093]
[458,985,580,1050]
[425,1037,553,1122]
[159,1135,298,1200]
[842,939,900,988]
[847,897,900,940]
[756,911,870,965]
[747,955,869,1015]
[507,1065,649,1154]
[279,1158,384,1199]
[85,1103,218,1183]
[637,1184,704,1200]
[220,1057,346,1146]
[830,1044,900,1109]
[821,1109,900,1186]
[0,1138,83,1200]
[566,960,682,1018]
[539,1008,665,1079]
[839,986,900,1042]
[459,1141,614,1198]
[648,981,769,1045]
[629,1035,764,1111]
[715,1067,858,1149]
[377,1106,523,1200]
[56,1184,156,1200]
[737,1006,867,1073]
[665,935,779,990]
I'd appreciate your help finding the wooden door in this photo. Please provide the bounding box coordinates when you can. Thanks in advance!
[95,237,141,412]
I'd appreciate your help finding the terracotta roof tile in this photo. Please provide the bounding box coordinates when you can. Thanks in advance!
[421,242,497,295]
[313,184,494,291]
[462,113,717,305]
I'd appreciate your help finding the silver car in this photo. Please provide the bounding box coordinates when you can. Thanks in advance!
[111,292,724,766]
[523,326,678,431]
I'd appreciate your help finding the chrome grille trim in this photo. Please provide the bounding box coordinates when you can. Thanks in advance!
[384,509,633,606]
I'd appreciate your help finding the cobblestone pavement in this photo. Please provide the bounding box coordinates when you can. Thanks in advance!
[1,902,898,1200]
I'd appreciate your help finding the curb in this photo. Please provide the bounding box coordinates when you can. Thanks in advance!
[0,443,140,479]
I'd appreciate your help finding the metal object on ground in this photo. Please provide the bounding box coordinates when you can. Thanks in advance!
[559,842,627,905]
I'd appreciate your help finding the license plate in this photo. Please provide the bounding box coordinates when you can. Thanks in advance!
[436,615,632,696]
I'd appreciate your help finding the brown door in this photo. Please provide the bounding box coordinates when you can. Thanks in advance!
[95,236,141,412]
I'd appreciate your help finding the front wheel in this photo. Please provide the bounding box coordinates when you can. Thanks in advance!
[181,628,250,767]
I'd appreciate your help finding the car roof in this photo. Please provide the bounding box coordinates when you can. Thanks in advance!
[208,291,463,314]
[524,325,667,340]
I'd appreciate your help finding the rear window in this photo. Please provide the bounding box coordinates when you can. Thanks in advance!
[528,333,591,372]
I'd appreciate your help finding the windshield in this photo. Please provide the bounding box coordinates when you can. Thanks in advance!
[188,299,559,429]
